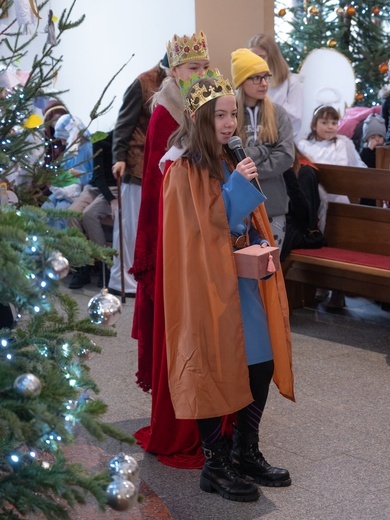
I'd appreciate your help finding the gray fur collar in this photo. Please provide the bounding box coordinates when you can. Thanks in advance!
[157,77,184,124]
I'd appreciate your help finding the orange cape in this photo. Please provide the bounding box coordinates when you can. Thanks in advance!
[163,158,294,420]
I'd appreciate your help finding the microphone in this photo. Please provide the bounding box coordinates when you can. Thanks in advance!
[228,136,262,191]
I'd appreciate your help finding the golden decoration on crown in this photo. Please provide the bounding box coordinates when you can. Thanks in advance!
[179,69,234,114]
[166,30,209,68]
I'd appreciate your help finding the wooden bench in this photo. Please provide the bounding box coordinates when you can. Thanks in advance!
[283,164,390,311]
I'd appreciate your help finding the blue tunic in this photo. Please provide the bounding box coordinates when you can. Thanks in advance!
[221,163,273,365]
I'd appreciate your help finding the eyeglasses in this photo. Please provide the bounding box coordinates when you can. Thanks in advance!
[247,74,272,85]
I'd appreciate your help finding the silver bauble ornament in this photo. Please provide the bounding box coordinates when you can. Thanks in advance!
[47,251,70,280]
[88,289,121,326]
[109,453,140,483]
[14,373,42,397]
[106,476,137,511]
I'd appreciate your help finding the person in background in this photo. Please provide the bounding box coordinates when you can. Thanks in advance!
[41,100,69,165]
[158,70,294,501]
[298,105,363,309]
[67,131,117,289]
[108,54,169,297]
[359,113,386,171]
[41,114,93,230]
[248,33,303,141]
[359,114,386,208]
[132,30,212,469]
[281,145,326,261]
[231,48,295,249]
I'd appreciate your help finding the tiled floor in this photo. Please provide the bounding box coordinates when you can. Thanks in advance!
[60,279,390,519]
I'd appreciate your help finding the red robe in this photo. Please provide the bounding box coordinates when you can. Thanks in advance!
[131,105,179,391]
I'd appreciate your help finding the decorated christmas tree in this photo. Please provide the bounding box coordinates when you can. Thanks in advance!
[274,0,390,105]
[0,2,138,517]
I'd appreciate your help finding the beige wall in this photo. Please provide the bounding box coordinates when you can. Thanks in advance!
[195,0,274,80]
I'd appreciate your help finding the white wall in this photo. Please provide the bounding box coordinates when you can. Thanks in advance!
[1,0,196,132]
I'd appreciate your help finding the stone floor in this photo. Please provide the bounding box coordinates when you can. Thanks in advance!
[61,273,390,520]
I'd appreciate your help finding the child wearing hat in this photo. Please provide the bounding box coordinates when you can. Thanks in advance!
[360,113,386,169]
[231,48,295,249]
[359,113,387,207]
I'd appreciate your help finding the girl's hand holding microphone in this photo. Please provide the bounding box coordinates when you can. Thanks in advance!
[236,157,259,184]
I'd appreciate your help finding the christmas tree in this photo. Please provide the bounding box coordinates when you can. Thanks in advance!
[1,2,138,517]
[275,0,390,105]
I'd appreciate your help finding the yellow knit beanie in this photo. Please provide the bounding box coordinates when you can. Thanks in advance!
[231,48,270,89]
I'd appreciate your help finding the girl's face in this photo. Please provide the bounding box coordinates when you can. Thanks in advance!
[172,60,210,83]
[242,75,268,107]
[214,95,237,146]
[314,117,339,141]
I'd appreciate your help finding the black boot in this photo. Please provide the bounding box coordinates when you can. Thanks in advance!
[69,266,91,289]
[231,427,291,487]
[200,439,259,502]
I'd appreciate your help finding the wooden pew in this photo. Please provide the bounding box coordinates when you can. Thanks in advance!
[283,164,390,311]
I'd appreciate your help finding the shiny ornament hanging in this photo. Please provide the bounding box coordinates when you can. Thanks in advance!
[355,92,364,101]
[371,7,380,16]
[378,62,389,74]
[345,5,356,16]
[47,251,69,280]
[109,453,140,483]
[277,8,287,17]
[14,373,42,397]
[326,39,337,48]
[106,476,137,511]
[88,289,121,326]
[308,6,319,16]
[335,7,344,16]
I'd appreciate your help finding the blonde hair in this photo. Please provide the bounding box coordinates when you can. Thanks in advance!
[248,33,290,86]
[235,87,278,144]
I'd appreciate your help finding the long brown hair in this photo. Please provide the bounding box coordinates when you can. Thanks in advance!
[235,87,278,145]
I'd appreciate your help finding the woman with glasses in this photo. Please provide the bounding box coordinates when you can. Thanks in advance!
[248,33,304,140]
[231,48,295,248]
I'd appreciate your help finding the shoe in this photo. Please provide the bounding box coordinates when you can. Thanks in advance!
[200,439,259,502]
[326,290,345,309]
[69,266,91,289]
[231,427,291,487]
[108,287,136,298]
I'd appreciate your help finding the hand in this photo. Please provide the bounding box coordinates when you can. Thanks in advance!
[110,198,118,219]
[236,157,259,185]
[367,135,384,150]
[112,161,126,180]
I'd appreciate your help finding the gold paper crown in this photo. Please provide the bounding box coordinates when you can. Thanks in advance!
[166,30,210,68]
[179,69,234,114]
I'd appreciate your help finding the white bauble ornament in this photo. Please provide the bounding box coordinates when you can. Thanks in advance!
[88,289,121,326]
[14,373,42,397]
[106,476,137,511]
[47,251,69,280]
[109,453,140,483]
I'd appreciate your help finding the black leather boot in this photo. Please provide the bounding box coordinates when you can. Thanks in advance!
[69,266,91,289]
[200,439,259,502]
[231,427,291,487]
